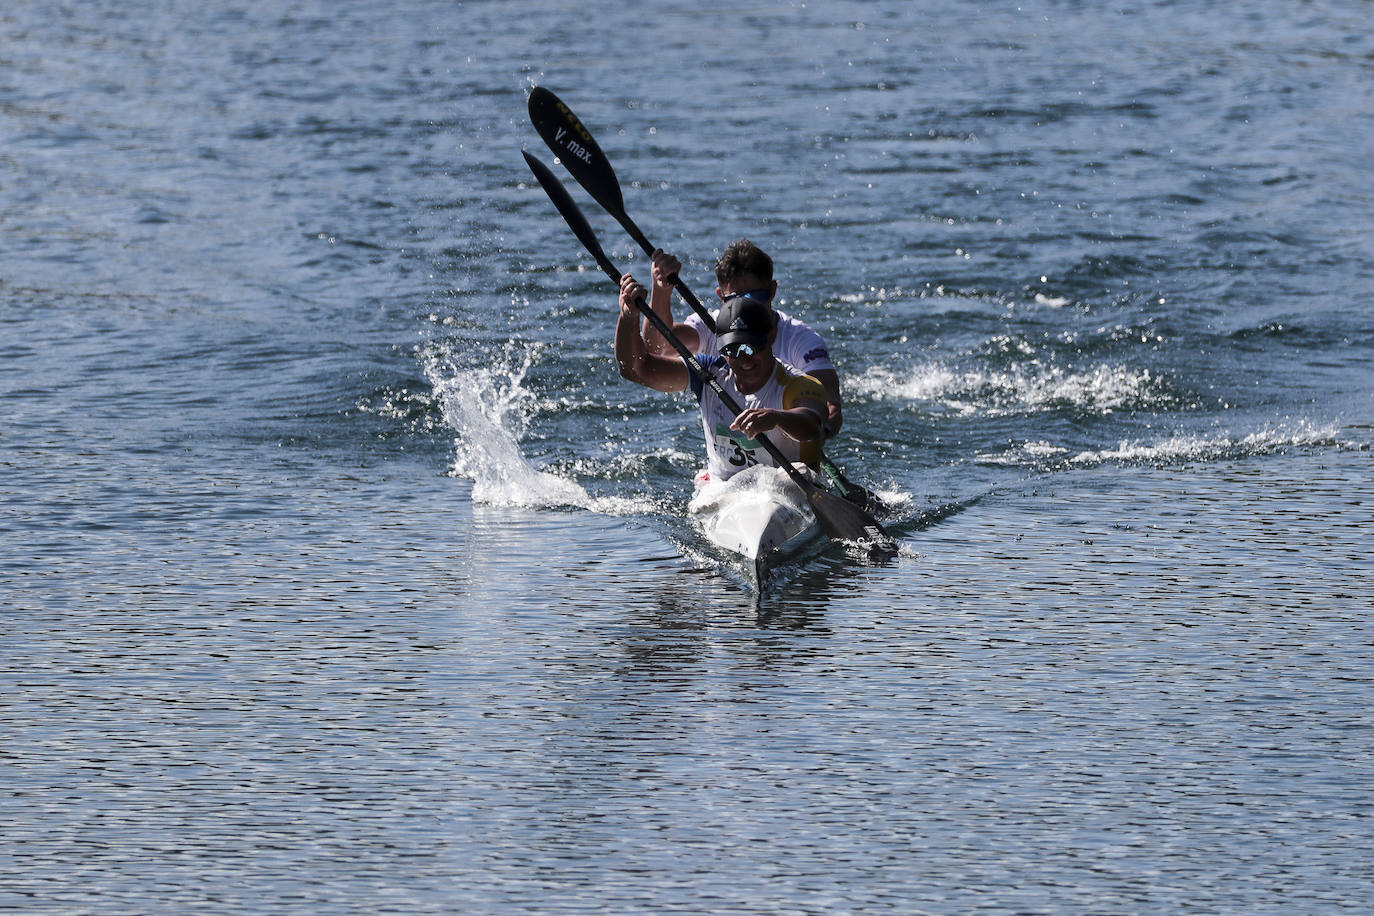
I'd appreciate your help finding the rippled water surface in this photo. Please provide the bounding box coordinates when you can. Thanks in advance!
[3,1,1372,912]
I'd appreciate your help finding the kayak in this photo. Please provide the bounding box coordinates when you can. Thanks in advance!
[688,464,823,588]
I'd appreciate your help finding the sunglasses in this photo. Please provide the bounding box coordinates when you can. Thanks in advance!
[721,341,759,359]
[721,288,773,303]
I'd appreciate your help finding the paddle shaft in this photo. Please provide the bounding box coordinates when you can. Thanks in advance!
[612,210,716,331]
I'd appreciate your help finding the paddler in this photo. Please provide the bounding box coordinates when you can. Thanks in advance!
[615,273,828,482]
[637,239,845,439]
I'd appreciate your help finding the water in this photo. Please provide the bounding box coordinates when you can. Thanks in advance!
[2,1,1372,912]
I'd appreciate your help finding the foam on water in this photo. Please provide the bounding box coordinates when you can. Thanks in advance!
[852,360,1179,416]
[977,421,1349,469]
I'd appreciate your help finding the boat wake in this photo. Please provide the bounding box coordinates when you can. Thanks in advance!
[975,420,1347,470]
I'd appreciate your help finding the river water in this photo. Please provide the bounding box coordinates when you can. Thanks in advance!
[3,1,1372,912]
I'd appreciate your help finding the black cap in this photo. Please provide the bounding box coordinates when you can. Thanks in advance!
[716,296,774,351]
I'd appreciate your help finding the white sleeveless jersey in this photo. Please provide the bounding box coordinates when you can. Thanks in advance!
[688,355,826,481]
[684,308,835,377]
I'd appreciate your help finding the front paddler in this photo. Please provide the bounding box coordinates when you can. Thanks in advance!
[615,274,829,483]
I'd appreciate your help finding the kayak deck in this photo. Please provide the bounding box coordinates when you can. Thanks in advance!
[688,465,823,588]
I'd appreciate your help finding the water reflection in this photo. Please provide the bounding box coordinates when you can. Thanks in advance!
[12,445,1372,915]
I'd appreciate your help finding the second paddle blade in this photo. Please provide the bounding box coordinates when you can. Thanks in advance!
[807,487,898,555]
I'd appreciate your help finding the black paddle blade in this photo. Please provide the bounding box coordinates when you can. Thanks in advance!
[528,86,627,218]
[522,150,620,285]
[807,486,898,555]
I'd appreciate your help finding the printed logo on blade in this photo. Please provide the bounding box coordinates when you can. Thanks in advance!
[553,127,594,164]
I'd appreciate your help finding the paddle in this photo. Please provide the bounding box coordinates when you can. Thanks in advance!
[527,86,885,515]
[523,150,896,554]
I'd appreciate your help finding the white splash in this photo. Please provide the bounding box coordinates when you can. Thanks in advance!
[423,340,592,509]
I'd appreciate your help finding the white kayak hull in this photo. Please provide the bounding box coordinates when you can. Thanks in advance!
[688,465,822,586]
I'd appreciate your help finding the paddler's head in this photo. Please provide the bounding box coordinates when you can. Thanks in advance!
[714,238,777,309]
[716,293,777,391]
